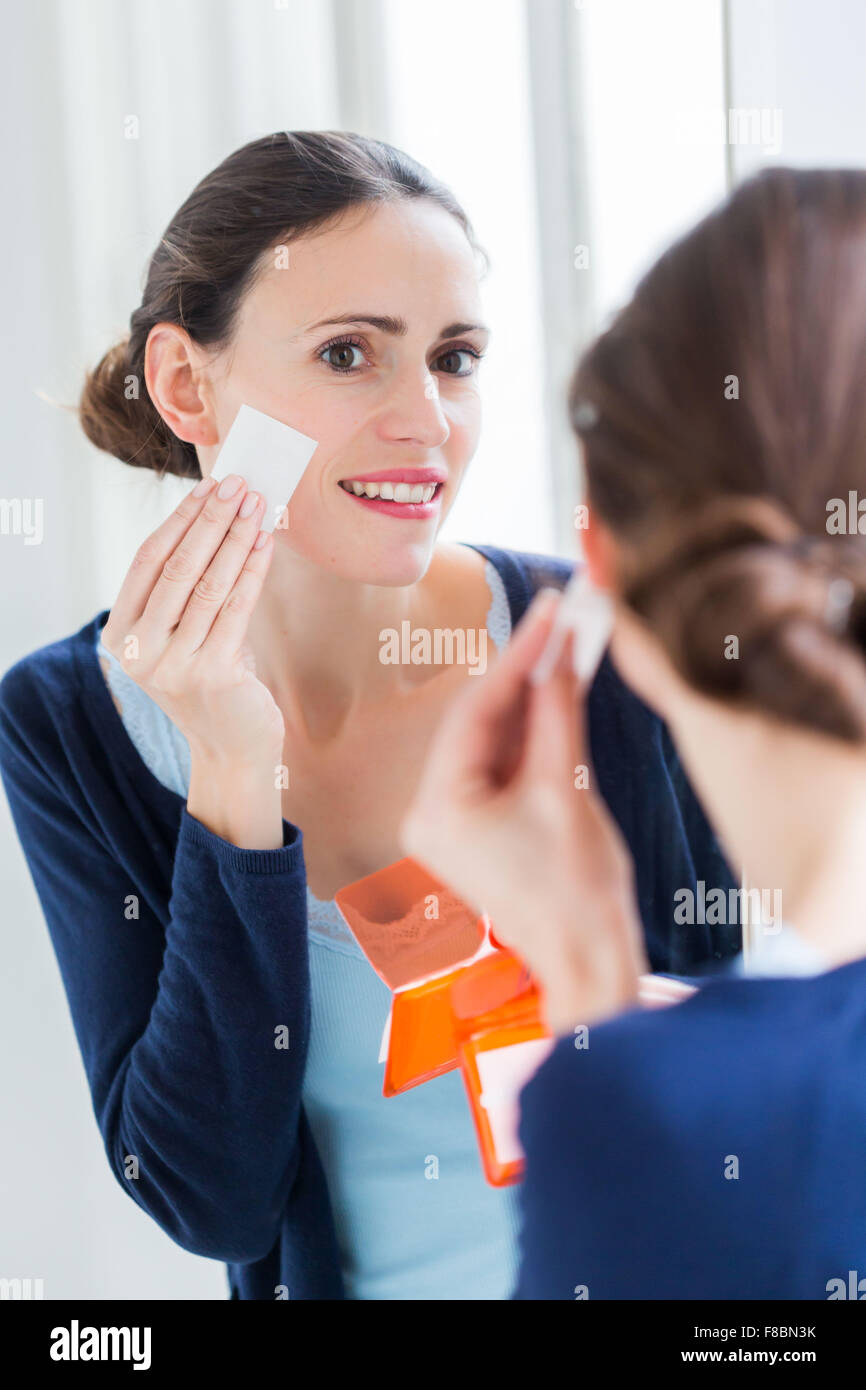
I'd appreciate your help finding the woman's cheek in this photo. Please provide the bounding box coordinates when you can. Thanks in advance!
[449,396,482,471]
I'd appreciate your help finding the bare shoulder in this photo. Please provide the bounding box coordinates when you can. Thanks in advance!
[424,542,494,628]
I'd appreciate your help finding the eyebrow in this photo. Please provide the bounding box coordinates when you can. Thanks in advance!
[295,313,490,340]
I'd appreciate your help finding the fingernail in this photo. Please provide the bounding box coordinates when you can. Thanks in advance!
[238,490,261,519]
[217,474,243,499]
[193,476,214,497]
[253,530,269,550]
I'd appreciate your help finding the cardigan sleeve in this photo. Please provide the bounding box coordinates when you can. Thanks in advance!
[0,661,311,1266]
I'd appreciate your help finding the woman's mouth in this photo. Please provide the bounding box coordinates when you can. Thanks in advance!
[337,476,444,519]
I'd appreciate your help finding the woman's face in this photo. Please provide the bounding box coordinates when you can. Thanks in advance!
[201,198,488,585]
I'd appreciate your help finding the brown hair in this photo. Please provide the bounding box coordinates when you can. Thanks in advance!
[79,130,484,478]
[570,167,866,742]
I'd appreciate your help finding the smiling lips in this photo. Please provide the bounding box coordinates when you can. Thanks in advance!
[337,471,445,519]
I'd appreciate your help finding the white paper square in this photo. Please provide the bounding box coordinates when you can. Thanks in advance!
[209,404,318,532]
[532,568,613,683]
[476,1037,556,1165]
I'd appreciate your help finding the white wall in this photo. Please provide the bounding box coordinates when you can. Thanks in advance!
[727,0,866,178]
[575,0,728,322]
[385,0,554,556]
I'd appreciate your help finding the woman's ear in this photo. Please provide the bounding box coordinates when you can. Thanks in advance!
[144,323,221,450]
[581,507,620,592]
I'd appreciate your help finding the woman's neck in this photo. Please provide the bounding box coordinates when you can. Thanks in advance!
[666,696,866,970]
[244,540,466,740]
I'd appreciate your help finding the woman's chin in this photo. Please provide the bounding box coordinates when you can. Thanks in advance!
[274,523,437,587]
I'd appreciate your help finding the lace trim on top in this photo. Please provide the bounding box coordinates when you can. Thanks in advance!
[97,558,512,954]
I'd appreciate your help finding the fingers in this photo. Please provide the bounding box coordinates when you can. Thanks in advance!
[522,627,583,785]
[168,491,267,655]
[437,587,563,794]
[136,475,252,648]
[203,530,274,660]
[487,587,564,694]
[402,590,562,855]
[105,476,216,645]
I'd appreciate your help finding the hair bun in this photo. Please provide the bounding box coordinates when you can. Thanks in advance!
[79,337,199,477]
[624,495,866,741]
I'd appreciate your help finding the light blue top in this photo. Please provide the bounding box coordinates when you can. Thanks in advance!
[96,559,521,1299]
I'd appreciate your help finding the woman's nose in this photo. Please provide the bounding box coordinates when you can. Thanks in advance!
[376,370,451,448]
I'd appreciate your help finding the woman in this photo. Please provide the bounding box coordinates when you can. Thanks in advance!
[0,131,734,1301]
[403,166,866,1299]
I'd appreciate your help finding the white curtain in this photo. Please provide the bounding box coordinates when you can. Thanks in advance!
[0,0,349,1301]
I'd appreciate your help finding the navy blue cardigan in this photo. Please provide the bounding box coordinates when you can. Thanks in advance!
[0,545,738,1300]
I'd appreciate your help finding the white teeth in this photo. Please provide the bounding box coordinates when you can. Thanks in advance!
[340,479,440,503]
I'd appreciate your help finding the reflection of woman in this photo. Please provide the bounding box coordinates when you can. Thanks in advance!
[0,132,734,1301]
[404,167,866,1299]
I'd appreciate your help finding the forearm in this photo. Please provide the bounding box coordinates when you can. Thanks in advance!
[113,807,311,1262]
[0,759,309,1263]
[187,747,283,849]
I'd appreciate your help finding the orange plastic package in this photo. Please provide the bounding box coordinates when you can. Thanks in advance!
[334,857,555,1186]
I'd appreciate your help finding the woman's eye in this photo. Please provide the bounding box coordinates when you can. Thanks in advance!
[435,348,481,377]
[320,341,366,372]
[318,340,482,376]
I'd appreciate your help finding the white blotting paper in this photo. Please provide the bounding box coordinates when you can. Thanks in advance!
[209,404,319,532]
[531,567,614,684]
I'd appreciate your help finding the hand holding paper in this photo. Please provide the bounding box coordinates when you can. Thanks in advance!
[209,404,318,532]
[531,567,613,685]
[401,586,647,1035]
